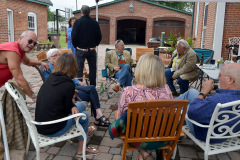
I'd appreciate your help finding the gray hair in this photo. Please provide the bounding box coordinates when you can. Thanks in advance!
[224,63,240,89]
[47,48,61,58]
[115,39,122,48]
[20,30,33,37]
[81,5,90,16]
[177,39,190,49]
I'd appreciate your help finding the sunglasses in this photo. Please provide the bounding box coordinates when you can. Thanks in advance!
[28,39,37,47]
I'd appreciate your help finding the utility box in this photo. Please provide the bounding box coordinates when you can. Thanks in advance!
[48,33,61,48]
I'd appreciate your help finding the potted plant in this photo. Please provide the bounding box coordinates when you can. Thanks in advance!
[166,33,194,57]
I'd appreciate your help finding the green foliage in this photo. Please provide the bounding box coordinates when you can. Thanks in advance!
[166,33,194,53]
[166,33,183,53]
[47,6,66,22]
[150,1,193,12]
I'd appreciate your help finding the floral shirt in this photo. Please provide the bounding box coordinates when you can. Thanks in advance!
[117,85,173,118]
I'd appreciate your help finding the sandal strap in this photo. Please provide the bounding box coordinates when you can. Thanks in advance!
[97,116,109,124]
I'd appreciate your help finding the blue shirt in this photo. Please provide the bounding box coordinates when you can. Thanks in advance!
[67,27,76,56]
[188,89,240,143]
[42,62,80,86]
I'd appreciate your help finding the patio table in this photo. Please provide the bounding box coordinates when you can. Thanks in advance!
[196,64,220,90]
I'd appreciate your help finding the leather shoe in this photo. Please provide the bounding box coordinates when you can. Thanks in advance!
[112,85,120,92]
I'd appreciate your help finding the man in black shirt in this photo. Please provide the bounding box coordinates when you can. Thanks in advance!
[72,5,102,86]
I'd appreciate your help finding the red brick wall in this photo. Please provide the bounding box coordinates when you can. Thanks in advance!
[0,0,48,43]
[74,0,192,45]
[221,2,240,59]
[193,2,240,60]
[193,2,217,49]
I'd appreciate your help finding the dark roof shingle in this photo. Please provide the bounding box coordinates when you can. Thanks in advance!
[27,0,53,6]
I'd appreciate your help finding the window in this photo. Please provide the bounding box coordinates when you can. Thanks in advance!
[28,12,37,35]
[201,3,209,48]
[154,21,167,27]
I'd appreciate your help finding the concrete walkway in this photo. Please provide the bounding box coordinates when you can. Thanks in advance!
[2,44,240,160]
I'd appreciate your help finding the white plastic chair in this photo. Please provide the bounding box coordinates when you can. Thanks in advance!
[4,82,87,160]
[182,100,240,160]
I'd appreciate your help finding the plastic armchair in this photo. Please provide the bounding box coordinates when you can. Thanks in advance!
[4,82,87,160]
[182,100,240,160]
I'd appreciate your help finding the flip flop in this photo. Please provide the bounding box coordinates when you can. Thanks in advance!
[88,125,97,137]
[76,146,100,157]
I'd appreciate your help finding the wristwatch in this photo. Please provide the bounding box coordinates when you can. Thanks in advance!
[32,93,37,99]
[199,92,206,98]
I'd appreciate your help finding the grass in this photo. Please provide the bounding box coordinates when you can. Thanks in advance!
[60,32,67,48]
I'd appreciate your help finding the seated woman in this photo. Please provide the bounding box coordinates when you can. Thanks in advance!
[43,49,110,127]
[35,53,99,157]
[117,53,173,160]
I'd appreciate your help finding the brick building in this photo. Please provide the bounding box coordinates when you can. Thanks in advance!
[192,2,240,60]
[73,0,192,45]
[0,0,52,44]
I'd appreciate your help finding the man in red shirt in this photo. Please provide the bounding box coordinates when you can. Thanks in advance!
[0,30,49,102]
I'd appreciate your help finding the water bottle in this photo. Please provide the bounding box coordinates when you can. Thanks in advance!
[100,82,104,94]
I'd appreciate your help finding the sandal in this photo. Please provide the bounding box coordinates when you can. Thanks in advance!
[88,125,97,137]
[76,146,100,157]
[94,115,110,127]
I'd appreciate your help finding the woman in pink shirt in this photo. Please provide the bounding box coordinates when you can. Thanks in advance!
[117,53,173,160]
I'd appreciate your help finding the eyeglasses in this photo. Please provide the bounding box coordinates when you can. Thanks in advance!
[51,54,60,58]
[28,39,37,47]
[218,73,229,78]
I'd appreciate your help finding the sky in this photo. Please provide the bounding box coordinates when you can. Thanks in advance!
[50,0,114,12]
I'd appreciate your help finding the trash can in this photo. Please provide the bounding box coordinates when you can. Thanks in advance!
[48,33,61,48]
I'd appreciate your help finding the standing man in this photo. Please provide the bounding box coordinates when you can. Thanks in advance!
[72,5,102,86]
[0,30,49,102]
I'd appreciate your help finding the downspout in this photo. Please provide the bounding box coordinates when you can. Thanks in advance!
[190,2,195,38]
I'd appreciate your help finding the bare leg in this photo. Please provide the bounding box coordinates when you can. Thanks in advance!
[77,140,83,154]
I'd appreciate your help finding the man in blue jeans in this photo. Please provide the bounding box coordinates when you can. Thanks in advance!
[177,63,240,143]
[105,40,136,92]
[165,39,199,96]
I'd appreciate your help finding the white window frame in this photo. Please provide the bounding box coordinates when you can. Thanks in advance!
[195,2,200,38]
[28,12,37,35]
[201,2,209,48]
[7,8,14,42]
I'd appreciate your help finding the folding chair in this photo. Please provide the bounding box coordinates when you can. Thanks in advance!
[191,48,215,90]
[4,82,87,160]
[102,48,134,99]
[120,99,188,160]
[182,100,240,160]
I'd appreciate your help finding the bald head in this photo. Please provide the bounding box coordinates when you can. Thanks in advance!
[18,30,37,53]
[220,63,240,90]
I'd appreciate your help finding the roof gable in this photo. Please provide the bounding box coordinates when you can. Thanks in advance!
[73,0,191,15]
[27,0,53,6]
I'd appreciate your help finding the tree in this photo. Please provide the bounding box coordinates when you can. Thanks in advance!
[47,6,66,22]
[150,1,193,12]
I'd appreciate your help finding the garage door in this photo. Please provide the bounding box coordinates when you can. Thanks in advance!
[153,20,185,39]
[99,19,109,44]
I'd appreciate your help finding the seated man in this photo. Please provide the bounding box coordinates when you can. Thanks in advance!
[165,39,199,96]
[177,63,240,143]
[105,40,136,92]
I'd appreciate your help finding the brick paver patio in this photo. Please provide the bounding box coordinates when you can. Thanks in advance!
[1,44,239,160]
